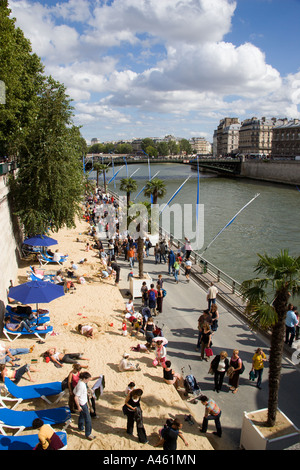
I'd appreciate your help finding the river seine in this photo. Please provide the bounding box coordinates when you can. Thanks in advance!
[92,162,299,292]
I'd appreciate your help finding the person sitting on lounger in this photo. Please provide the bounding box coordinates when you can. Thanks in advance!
[5,318,33,333]
[32,418,65,450]
[43,348,90,368]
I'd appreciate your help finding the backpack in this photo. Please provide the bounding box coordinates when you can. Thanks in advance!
[238,362,245,375]
[162,289,167,298]
[148,290,156,302]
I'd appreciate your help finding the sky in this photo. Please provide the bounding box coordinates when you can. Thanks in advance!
[8,0,300,144]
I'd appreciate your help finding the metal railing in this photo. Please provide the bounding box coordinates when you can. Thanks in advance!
[158,226,243,296]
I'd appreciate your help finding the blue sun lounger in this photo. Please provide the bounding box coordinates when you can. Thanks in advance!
[0,378,65,409]
[38,253,68,266]
[0,406,71,436]
[3,324,53,342]
[0,431,67,450]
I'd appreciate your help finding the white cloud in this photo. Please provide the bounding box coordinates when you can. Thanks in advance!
[8,0,300,141]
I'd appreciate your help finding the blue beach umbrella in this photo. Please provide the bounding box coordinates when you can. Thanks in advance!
[23,235,58,247]
[8,280,64,310]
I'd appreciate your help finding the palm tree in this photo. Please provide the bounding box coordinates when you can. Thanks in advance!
[241,250,300,427]
[119,177,138,208]
[144,178,166,205]
[93,162,109,193]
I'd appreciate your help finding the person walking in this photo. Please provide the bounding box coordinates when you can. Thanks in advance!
[199,395,222,437]
[251,348,267,390]
[285,305,299,347]
[168,249,176,275]
[185,258,192,282]
[173,259,180,284]
[200,322,212,361]
[156,286,163,314]
[207,282,218,310]
[228,349,243,394]
[73,371,96,440]
[210,351,229,393]
[148,284,158,317]
[123,388,148,443]
[210,304,219,333]
[195,309,212,351]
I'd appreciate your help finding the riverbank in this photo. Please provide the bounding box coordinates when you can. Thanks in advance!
[6,214,213,451]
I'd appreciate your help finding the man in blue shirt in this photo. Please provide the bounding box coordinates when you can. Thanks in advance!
[285,306,299,347]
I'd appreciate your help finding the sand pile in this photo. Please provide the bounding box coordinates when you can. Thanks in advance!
[3,213,213,451]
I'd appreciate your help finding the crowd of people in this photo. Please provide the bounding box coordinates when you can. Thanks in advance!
[2,185,297,450]
[81,187,284,444]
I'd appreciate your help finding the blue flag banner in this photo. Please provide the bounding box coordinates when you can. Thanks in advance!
[160,176,191,214]
[123,157,128,177]
[108,165,125,184]
[133,171,160,201]
[201,193,260,255]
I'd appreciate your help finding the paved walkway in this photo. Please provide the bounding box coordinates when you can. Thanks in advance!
[115,248,300,450]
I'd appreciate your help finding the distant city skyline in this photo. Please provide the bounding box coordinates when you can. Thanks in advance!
[9,0,300,143]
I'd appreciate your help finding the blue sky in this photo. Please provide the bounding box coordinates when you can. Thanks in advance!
[8,0,300,144]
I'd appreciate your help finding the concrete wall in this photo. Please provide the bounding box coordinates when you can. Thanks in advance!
[0,176,20,303]
[241,161,300,185]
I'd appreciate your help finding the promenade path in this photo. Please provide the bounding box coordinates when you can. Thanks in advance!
[115,249,300,450]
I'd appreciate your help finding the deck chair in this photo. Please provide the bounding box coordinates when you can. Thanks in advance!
[38,253,68,266]
[0,406,71,436]
[0,430,67,450]
[0,378,65,409]
[5,305,49,318]
[3,325,53,342]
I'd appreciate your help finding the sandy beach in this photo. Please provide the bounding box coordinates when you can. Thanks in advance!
[4,212,213,451]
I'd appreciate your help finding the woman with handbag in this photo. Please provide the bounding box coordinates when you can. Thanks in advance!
[200,322,212,361]
[210,351,229,393]
[123,389,148,443]
[228,349,243,394]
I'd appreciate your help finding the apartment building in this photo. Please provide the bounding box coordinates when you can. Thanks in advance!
[216,117,240,157]
[189,137,212,155]
[238,117,276,157]
[271,119,300,158]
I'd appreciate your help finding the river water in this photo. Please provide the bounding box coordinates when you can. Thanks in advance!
[91,162,299,295]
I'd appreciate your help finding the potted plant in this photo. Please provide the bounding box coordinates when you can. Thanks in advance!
[240,250,300,450]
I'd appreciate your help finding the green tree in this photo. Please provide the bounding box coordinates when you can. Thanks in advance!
[9,77,85,235]
[144,178,166,205]
[145,145,158,158]
[168,140,179,155]
[241,250,300,426]
[157,142,169,156]
[141,138,156,153]
[0,1,44,158]
[119,177,138,208]
[115,143,133,154]
[93,162,109,192]
[179,138,192,155]
[88,143,106,154]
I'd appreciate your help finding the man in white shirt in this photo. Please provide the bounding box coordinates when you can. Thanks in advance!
[207,282,218,310]
[73,372,95,440]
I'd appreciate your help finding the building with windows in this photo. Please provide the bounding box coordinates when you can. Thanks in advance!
[238,117,276,157]
[216,117,240,157]
[189,137,212,155]
[271,119,300,158]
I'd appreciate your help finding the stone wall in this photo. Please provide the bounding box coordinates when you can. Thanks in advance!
[0,176,21,303]
[241,161,300,185]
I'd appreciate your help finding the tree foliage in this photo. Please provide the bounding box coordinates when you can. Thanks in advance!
[0,1,44,157]
[241,250,300,426]
[9,77,85,235]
